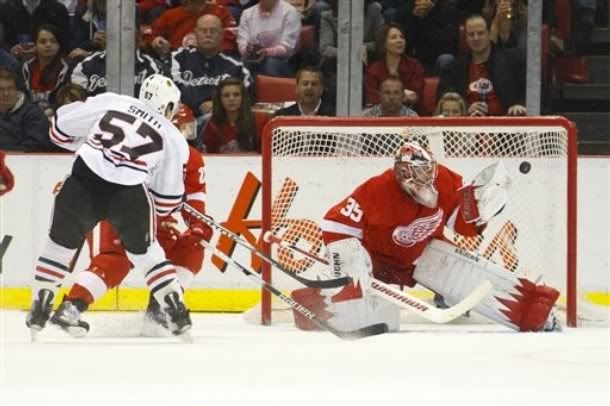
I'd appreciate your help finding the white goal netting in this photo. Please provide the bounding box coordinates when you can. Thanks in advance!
[254,117,596,327]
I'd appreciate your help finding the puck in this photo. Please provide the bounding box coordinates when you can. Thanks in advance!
[519,161,531,174]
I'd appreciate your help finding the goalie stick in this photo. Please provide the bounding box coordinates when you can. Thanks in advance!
[181,203,350,289]
[199,237,388,340]
[263,232,493,324]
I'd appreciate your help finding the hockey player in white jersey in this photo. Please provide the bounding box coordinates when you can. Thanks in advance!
[25,74,193,340]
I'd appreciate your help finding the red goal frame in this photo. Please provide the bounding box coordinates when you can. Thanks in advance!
[261,116,578,327]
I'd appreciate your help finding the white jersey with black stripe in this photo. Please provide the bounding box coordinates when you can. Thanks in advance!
[50,92,188,215]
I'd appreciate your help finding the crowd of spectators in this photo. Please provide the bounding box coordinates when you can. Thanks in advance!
[0,0,605,153]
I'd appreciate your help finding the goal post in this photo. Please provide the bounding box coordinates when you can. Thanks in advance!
[261,116,578,327]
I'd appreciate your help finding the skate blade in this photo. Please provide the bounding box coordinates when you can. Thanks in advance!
[50,319,89,338]
[177,330,193,343]
[63,325,89,338]
[30,328,40,343]
[140,318,171,338]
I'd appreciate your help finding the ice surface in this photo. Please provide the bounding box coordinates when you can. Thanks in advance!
[1,310,608,406]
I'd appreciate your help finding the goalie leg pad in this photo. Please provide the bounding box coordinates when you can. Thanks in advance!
[413,239,560,332]
[324,237,373,290]
[291,286,400,332]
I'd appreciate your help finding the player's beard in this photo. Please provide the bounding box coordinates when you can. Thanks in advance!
[401,181,439,208]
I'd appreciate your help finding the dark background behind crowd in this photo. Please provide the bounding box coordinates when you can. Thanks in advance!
[0,0,607,154]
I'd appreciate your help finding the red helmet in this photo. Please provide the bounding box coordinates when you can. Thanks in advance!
[172,103,194,127]
[172,104,196,140]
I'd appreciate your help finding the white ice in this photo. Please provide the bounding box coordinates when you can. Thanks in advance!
[1,310,608,406]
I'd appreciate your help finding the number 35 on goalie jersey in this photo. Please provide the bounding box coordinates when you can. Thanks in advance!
[49,93,189,215]
[321,166,482,272]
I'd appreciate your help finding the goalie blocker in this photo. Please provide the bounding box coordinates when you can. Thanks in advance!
[292,238,560,333]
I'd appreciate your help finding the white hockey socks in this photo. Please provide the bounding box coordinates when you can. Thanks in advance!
[126,241,184,307]
[32,238,78,299]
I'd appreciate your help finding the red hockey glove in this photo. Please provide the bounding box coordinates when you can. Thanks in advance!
[156,215,180,252]
[0,151,15,197]
[167,224,212,274]
[183,223,213,245]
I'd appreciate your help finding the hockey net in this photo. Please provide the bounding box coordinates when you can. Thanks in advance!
[252,116,588,328]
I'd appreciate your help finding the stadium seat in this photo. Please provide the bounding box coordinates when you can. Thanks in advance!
[300,25,316,50]
[421,76,440,116]
[555,0,572,40]
[255,75,297,103]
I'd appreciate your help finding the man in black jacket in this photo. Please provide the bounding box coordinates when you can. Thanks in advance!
[397,0,460,75]
[0,67,53,152]
[170,14,252,118]
[437,14,527,117]
[275,66,335,117]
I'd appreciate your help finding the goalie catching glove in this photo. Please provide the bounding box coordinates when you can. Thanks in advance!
[459,161,511,226]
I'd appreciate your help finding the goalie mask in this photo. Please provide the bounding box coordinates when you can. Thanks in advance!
[394,142,439,208]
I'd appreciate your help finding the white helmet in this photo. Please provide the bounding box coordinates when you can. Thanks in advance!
[394,142,439,208]
[139,74,181,119]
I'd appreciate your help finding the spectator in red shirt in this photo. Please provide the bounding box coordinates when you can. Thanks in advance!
[1,0,72,61]
[365,23,424,111]
[200,77,268,153]
[137,0,170,25]
[142,0,237,59]
[21,24,70,117]
[436,14,526,117]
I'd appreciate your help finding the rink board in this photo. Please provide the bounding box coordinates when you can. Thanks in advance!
[0,154,608,311]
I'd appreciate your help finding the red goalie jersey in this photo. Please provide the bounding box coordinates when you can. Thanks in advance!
[67,146,209,305]
[321,165,480,286]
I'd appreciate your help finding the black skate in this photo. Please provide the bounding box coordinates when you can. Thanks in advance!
[141,293,170,337]
[49,299,90,338]
[163,292,192,340]
[25,289,55,341]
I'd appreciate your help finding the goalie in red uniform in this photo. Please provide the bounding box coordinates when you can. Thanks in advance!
[292,142,561,333]
[49,105,212,337]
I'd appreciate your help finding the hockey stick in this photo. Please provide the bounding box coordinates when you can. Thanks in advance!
[263,232,493,324]
[181,203,350,289]
[199,238,388,340]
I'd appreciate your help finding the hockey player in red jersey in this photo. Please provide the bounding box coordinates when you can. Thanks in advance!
[50,104,212,337]
[292,142,561,333]
[0,150,14,196]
